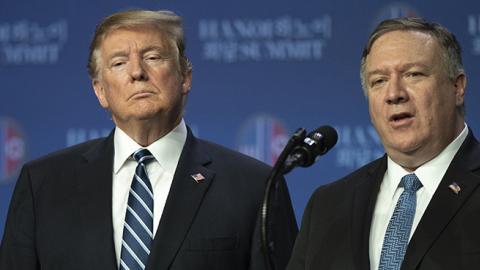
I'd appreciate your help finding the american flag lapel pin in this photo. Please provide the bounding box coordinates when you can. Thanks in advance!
[448,182,461,195]
[191,173,206,183]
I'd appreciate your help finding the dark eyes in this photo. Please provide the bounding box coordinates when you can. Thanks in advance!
[369,72,425,87]
[112,61,125,67]
[406,71,424,77]
[145,54,166,61]
[370,78,386,87]
[109,53,168,69]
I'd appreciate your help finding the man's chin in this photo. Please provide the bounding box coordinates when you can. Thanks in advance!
[385,140,422,157]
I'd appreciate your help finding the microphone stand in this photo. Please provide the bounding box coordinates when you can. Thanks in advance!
[261,128,306,270]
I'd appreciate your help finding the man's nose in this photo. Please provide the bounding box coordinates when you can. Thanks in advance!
[385,76,408,105]
[129,58,148,81]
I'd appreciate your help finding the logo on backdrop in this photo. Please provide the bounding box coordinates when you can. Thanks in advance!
[198,15,331,63]
[0,19,68,65]
[66,128,111,147]
[468,15,480,55]
[334,125,384,170]
[65,123,201,147]
[372,3,419,29]
[236,114,289,165]
[0,117,26,185]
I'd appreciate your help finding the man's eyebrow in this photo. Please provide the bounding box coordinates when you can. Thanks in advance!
[105,50,128,61]
[105,45,170,59]
[401,62,429,70]
[366,69,386,78]
[140,45,170,54]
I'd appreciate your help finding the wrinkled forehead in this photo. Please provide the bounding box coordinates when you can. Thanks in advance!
[98,25,177,54]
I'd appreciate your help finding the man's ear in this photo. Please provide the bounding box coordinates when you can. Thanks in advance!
[453,73,466,107]
[92,79,110,109]
[181,68,192,95]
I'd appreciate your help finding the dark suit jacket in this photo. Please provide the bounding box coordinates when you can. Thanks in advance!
[287,131,480,270]
[0,128,298,270]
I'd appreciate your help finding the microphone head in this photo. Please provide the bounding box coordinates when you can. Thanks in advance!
[311,125,338,154]
[283,125,338,172]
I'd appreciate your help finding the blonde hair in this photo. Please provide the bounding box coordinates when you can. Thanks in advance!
[87,9,192,79]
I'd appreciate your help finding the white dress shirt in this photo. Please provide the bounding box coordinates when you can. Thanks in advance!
[369,124,468,270]
[111,120,187,266]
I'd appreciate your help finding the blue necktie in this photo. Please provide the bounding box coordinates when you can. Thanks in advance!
[120,149,155,270]
[378,173,423,270]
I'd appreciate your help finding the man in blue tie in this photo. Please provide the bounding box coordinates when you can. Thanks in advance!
[287,17,480,270]
[0,10,298,270]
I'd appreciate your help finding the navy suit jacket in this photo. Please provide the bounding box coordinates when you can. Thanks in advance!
[287,131,480,270]
[0,128,298,270]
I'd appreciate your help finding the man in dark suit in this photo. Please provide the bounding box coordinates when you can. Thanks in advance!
[0,10,297,270]
[287,17,480,270]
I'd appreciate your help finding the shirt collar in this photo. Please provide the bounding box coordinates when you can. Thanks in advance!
[113,119,188,174]
[384,123,469,199]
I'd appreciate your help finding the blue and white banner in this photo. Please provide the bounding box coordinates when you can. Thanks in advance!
[1,0,479,237]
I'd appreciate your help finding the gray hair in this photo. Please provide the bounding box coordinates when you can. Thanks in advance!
[360,17,464,95]
[87,9,192,79]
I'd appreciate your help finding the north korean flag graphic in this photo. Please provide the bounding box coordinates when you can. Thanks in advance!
[237,115,288,165]
[0,118,26,185]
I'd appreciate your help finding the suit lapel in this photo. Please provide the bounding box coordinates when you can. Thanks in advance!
[402,132,480,270]
[351,156,387,270]
[147,130,215,270]
[75,132,117,269]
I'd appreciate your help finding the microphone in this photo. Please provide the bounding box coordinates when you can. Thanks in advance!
[283,125,338,173]
[261,124,337,270]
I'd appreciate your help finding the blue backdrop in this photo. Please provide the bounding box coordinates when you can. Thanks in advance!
[1,0,479,241]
